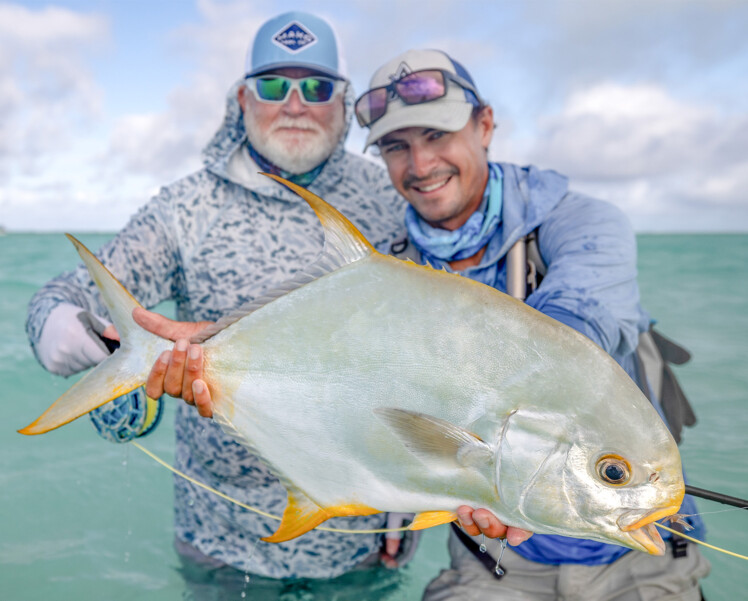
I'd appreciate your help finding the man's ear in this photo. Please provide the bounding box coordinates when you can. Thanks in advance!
[237,85,248,112]
[477,105,495,149]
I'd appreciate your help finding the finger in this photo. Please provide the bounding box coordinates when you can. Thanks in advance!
[181,344,204,404]
[385,537,401,557]
[164,339,189,399]
[471,508,509,539]
[192,380,214,418]
[146,350,171,399]
[380,553,399,569]
[101,324,120,341]
[132,307,211,341]
[456,505,481,537]
[506,527,533,546]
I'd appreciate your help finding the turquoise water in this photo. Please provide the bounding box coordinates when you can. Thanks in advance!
[2,233,746,600]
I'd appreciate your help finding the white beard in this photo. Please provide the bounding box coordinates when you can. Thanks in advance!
[244,112,344,174]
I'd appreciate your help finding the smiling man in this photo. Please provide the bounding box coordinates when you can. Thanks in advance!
[356,49,710,601]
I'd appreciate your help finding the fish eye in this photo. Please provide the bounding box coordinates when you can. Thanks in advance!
[596,455,631,486]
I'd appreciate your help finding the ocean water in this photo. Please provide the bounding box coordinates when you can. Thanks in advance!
[1,232,746,600]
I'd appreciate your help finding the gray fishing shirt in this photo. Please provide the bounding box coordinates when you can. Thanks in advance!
[26,80,406,579]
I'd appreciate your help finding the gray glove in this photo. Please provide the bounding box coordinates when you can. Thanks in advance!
[36,302,114,376]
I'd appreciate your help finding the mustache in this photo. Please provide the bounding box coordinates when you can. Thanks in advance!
[268,117,325,134]
[403,167,458,190]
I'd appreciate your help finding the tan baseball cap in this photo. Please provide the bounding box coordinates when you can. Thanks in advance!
[360,49,483,148]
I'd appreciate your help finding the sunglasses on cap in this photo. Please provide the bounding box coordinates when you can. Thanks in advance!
[245,75,344,105]
[354,69,481,127]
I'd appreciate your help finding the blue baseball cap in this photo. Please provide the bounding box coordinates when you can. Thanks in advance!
[245,12,346,80]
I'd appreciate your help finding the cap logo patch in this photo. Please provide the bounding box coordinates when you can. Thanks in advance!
[272,21,317,53]
[387,62,412,100]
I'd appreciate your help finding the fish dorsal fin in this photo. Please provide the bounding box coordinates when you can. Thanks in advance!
[191,174,375,344]
[263,173,375,265]
[191,252,344,343]
[409,510,458,530]
[374,408,495,469]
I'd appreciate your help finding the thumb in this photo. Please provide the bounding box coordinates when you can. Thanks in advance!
[132,307,211,341]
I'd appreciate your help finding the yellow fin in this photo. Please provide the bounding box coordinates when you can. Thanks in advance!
[409,510,458,531]
[262,486,381,543]
[261,173,376,263]
[19,380,143,435]
[19,235,169,435]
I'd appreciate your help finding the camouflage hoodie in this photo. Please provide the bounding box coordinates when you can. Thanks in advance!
[26,79,405,578]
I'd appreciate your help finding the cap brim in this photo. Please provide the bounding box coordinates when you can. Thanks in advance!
[246,62,346,80]
[364,100,473,148]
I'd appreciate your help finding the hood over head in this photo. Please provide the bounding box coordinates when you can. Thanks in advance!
[201,12,354,193]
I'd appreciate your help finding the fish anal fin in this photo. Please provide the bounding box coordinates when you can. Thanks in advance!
[409,510,458,530]
[374,407,494,469]
[262,487,381,543]
[262,489,328,543]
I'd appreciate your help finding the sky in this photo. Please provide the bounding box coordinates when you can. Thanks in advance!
[1,0,747,232]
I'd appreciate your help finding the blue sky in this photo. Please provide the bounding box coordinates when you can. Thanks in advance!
[2,0,747,231]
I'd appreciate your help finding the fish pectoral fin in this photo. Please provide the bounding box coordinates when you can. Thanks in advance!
[262,487,381,543]
[374,407,494,468]
[409,510,458,530]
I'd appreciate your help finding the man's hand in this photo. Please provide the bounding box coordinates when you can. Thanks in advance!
[456,506,533,546]
[37,303,119,376]
[133,308,214,418]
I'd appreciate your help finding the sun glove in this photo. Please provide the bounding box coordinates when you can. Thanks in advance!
[36,302,114,376]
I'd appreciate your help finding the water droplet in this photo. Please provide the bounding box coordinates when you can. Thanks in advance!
[124,551,130,563]
[479,534,487,553]
[245,574,251,584]
[240,593,246,599]
[494,562,505,576]
[121,459,127,467]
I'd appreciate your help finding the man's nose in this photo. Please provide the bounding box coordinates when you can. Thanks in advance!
[282,90,307,115]
[408,143,437,178]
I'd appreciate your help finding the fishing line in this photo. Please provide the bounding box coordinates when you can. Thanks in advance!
[130,442,409,535]
[130,442,747,559]
[655,523,748,561]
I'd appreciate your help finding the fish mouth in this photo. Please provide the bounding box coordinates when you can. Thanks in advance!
[617,505,681,555]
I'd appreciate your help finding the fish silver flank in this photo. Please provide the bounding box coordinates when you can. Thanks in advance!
[20,174,684,555]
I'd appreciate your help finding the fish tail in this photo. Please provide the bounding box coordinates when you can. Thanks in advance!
[19,235,169,435]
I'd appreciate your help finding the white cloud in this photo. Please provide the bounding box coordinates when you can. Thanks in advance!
[527,83,718,178]
[0,3,108,179]
[96,3,267,185]
[2,0,746,232]
[515,82,748,231]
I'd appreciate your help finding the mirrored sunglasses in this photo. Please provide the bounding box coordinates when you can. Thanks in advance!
[354,69,480,127]
[246,75,343,105]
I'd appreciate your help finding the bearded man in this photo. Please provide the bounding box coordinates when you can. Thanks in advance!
[25,11,406,590]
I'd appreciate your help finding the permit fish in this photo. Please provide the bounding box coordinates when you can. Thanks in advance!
[20,174,684,554]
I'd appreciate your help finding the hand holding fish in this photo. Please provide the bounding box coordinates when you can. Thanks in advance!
[134,305,534,546]
[132,308,213,417]
[457,507,533,545]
